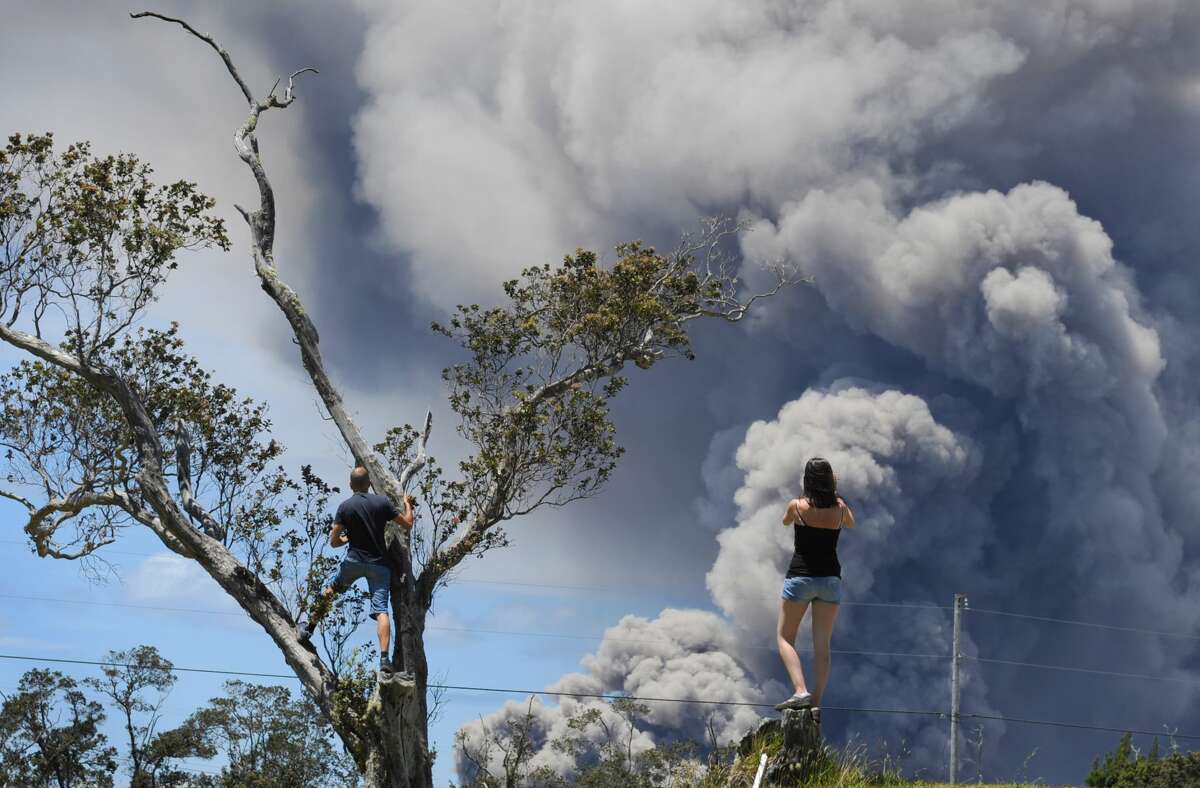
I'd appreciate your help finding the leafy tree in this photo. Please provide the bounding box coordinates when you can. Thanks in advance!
[137,714,217,787]
[184,680,357,787]
[0,12,795,788]
[0,668,118,787]
[1087,732,1200,788]
[83,645,175,784]
[81,644,218,788]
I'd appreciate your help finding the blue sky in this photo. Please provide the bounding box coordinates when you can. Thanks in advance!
[6,2,1200,786]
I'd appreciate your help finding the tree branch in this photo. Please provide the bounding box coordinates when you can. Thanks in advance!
[9,487,138,560]
[1,328,341,728]
[0,323,85,376]
[0,487,35,511]
[398,410,433,491]
[135,15,418,745]
[173,419,225,540]
[129,12,255,104]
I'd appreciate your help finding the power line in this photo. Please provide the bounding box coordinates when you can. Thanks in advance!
[0,651,944,716]
[117,755,221,778]
[0,652,296,681]
[964,712,1200,742]
[441,682,948,717]
[0,592,246,618]
[5,652,1199,744]
[967,606,1200,641]
[0,593,948,661]
[965,655,1200,688]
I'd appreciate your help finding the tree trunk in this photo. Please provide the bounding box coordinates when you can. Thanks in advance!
[354,525,433,788]
[362,672,430,788]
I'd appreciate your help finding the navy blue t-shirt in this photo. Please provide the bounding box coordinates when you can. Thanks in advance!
[335,492,400,565]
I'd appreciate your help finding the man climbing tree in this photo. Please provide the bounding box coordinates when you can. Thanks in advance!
[0,11,799,788]
[300,466,415,675]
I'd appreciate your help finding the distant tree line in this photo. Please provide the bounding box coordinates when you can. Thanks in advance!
[0,644,356,787]
[1087,731,1200,788]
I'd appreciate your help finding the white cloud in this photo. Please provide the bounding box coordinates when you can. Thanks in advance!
[124,553,242,618]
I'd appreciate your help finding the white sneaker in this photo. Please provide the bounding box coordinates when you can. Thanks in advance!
[773,692,813,711]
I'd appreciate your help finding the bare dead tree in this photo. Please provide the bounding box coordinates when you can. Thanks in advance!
[0,10,802,787]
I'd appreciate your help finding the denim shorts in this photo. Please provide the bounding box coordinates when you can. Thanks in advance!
[327,559,391,618]
[782,575,842,604]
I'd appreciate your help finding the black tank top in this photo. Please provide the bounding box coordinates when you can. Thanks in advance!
[787,500,842,578]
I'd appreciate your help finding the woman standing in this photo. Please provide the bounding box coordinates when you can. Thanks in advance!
[775,457,854,715]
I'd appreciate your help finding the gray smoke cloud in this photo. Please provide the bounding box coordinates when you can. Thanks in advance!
[343,0,1200,781]
[454,608,767,780]
[349,0,1031,309]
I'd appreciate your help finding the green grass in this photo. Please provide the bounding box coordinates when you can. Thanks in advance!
[681,727,1044,787]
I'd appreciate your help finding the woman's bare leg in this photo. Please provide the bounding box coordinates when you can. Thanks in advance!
[810,601,840,706]
[777,600,810,694]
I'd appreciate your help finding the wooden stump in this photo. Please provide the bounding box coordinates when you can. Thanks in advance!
[737,717,781,758]
[764,708,823,785]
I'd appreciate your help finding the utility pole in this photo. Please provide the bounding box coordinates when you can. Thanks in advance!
[949,593,968,784]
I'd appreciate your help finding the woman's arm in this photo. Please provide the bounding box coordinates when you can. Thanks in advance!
[782,498,802,526]
[839,499,856,529]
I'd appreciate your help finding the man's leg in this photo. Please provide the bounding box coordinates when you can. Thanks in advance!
[299,584,338,643]
[376,612,391,659]
[367,565,395,673]
[300,562,348,644]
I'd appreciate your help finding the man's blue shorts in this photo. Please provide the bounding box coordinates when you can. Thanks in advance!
[327,559,391,618]
[782,575,842,604]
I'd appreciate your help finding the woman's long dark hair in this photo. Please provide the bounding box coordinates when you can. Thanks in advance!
[803,457,838,508]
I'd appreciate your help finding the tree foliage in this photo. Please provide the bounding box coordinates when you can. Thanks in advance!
[83,645,177,786]
[0,322,283,563]
[0,132,228,359]
[426,224,787,579]
[0,668,118,787]
[1087,732,1200,788]
[185,680,358,787]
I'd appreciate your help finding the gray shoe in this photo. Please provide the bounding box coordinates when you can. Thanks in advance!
[297,625,317,653]
[774,692,813,711]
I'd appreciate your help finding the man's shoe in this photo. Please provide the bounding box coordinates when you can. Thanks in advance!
[297,625,317,654]
[773,692,813,711]
[379,657,396,674]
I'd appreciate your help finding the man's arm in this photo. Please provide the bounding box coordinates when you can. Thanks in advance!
[329,521,349,548]
[391,495,415,530]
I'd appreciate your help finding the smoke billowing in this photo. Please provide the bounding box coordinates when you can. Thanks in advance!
[345,0,1200,782]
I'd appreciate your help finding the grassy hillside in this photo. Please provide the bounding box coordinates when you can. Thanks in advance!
[690,724,1040,787]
